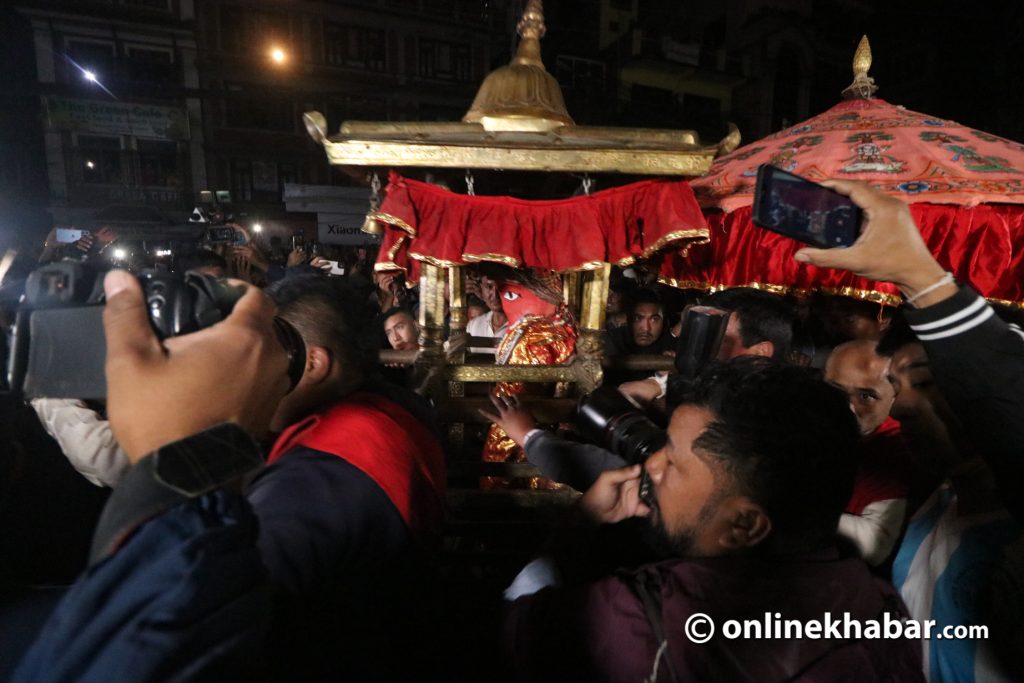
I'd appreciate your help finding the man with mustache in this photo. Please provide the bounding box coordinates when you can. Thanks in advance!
[504,359,923,682]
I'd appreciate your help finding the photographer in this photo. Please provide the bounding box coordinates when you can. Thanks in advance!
[504,359,922,682]
[14,271,291,681]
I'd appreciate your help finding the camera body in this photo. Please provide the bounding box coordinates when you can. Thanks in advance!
[576,386,666,466]
[7,262,305,400]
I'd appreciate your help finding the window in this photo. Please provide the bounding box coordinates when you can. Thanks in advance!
[125,45,175,84]
[78,135,123,184]
[324,24,386,71]
[417,39,471,81]
[138,140,180,187]
[220,6,289,55]
[66,39,115,81]
[224,96,294,132]
[230,160,253,201]
[278,163,298,188]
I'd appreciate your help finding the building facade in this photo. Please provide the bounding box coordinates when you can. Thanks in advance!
[15,0,205,226]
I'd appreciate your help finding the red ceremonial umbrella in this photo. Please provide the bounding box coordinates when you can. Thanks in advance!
[660,38,1024,306]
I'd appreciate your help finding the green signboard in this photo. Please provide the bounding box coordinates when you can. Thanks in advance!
[44,96,189,141]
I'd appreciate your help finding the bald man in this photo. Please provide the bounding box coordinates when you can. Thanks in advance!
[826,339,910,567]
[825,339,896,436]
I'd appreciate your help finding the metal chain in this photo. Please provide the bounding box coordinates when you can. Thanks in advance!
[369,172,382,210]
[465,170,476,196]
[582,173,593,195]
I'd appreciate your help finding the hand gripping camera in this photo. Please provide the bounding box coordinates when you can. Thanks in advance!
[7,262,305,400]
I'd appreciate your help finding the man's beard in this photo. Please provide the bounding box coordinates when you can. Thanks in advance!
[641,482,721,560]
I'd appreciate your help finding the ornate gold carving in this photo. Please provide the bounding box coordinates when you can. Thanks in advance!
[842,35,879,100]
[321,138,716,175]
[303,111,328,144]
[448,364,579,383]
[717,122,742,156]
[463,0,573,133]
[580,263,611,332]
[574,358,603,394]
[367,211,416,236]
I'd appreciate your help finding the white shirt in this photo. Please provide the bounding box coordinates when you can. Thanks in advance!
[31,398,129,487]
[466,311,508,355]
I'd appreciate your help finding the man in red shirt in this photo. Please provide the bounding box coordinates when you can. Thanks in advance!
[825,338,910,566]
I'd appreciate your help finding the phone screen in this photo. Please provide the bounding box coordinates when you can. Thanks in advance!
[752,165,862,248]
[55,228,85,244]
[208,227,235,243]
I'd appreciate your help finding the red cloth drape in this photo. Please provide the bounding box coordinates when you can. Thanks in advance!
[268,392,446,540]
[660,203,1024,305]
[372,172,708,279]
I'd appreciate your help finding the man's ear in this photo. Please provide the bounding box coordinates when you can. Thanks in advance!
[303,345,333,385]
[718,497,772,550]
[746,341,774,358]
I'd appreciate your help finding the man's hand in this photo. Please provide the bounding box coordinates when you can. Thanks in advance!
[94,226,118,245]
[793,180,955,307]
[103,270,291,462]
[578,464,650,524]
[478,392,536,447]
[310,256,333,272]
[286,247,307,268]
[618,377,663,406]
[233,245,269,273]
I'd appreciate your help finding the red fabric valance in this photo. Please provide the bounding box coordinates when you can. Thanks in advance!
[371,172,708,279]
[659,202,1024,306]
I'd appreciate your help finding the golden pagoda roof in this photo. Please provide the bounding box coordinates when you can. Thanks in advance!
[303,1,738,176]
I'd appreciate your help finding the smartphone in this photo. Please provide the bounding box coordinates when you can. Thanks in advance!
[323,259,345,276]
[208,227,235,243]
[752,165,862,248]
[55,228,88,244]
[292,235,305,251]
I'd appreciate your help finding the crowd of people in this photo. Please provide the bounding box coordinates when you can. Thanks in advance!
[0,180,1021,682]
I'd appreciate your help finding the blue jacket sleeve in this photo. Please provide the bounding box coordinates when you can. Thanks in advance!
[13,490,272,683]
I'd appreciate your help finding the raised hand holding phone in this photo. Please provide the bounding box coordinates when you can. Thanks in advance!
[753,165,862,248]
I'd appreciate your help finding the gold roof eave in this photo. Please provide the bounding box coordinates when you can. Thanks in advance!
[305,113,735,176]
[302,0,741,177]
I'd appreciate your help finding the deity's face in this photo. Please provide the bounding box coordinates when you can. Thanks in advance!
[498,281,557,325]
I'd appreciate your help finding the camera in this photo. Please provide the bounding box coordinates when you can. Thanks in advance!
[576,386,666,466]
[674,305,729,379]
[7,262,305,400]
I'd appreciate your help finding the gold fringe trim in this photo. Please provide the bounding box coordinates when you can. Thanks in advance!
[368,211,416,236]
[410,251,464,268]
[463,252,523,268]
[656,276,905,307]
[617,229,710,267]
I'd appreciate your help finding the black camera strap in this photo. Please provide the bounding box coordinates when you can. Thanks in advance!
[621,566,680,683]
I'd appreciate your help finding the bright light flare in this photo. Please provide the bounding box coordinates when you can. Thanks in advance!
[112,248,127,260]
[252,222,264,233]
[83,70,97,82]
[270,47,286,64]
[85,160,95,169]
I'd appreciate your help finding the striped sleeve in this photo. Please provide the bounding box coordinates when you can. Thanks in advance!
[904,286,1024,523]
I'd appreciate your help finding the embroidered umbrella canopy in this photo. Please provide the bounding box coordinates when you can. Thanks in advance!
[660,37,1024,306]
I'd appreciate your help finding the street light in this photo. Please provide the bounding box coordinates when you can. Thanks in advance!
[82,69,97,82]
[85,160,96,170]
[252,222,264,233]
[269,47,286,64]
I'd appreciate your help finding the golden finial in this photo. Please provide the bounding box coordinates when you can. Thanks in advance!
[463,0,573,132]
[842,35,879,100]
